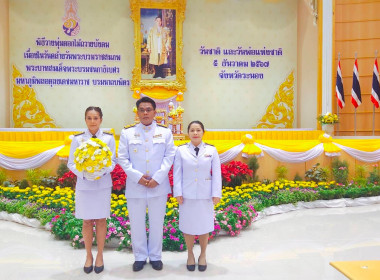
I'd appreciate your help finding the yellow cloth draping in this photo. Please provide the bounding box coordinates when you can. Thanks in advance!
[0,141,64,158]
[203,130,323,141]
[318,134,341,154]
[333,139,380,152]
[241,134,262,156]
[0,131,79,141]
[2,130,380,161]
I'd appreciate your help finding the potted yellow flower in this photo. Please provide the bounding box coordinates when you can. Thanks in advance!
[317,112,339,135]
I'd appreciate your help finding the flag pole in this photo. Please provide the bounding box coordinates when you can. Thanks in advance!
[374,50,378,136]
[354,52,357,136]
[337,53,340,136]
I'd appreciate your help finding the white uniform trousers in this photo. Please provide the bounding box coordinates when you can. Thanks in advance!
[127,195,167,261]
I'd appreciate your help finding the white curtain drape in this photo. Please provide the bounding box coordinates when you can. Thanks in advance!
[334,143,380,163]
[0,146,64,170]
[219,143,245,164]
[254,143,325,163]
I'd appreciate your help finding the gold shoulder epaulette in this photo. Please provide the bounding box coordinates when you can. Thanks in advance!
[205,142,214,146]
[177,143,188,147]
[124,124,136,129]
[103,131,113,135]
[73,132,85,136]
[157,123,168,128]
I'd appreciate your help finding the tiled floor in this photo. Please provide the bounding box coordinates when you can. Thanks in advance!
[1,204,380,279]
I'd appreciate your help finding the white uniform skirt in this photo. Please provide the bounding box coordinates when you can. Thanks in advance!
[75,187,112,220]
[179,198,214,235]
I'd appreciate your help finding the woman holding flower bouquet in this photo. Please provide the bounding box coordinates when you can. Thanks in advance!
[68,106,116,274]
[173,121,222,272]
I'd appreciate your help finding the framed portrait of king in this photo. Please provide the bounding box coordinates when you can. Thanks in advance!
[130,0,186,92]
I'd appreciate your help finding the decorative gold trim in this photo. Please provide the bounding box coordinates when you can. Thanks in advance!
[254,71,295,129]
[12,65,59,128]
[130,0,186,94]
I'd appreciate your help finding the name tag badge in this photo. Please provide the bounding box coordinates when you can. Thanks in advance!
[204,154,212,157]
[153,134,162,138]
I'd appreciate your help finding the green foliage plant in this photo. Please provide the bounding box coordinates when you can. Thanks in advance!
[26,169,52,186]
[293,173,303,182]
[275,165,288,180]
[305,163,328,183]
[353,165,368,186]
[26,169,41,186]
[19,179,30,189]
[368,164,380,185]
[248,157,260,181]
[0,170,7,185]
[57,163,70,178]
[331,158,349,185]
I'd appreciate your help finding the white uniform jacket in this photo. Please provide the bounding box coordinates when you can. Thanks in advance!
[67,129,116,191]
[173,142,222,199]
[118,121,176,198]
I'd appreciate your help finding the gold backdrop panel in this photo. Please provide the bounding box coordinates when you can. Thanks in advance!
[12,65,58,128]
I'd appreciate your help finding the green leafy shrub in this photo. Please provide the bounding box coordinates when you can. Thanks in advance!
[0,170,7,185]
[293,173,303,182]
[353,165,368,186]
[40,176,58,188]
[20,179,30,189]
[331,158,349,185]
[57,163,69,178]
[368,164,380,185]
[305,163,329,183]
[275,165,288,180]
[2,181,11,187]
[5,200,28,214]
[26,169,41,186]
[248,157,260,181]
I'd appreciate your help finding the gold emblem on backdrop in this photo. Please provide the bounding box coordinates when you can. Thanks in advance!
[254,71,294,128]
[130,0,186,95]
[12,65,58,128]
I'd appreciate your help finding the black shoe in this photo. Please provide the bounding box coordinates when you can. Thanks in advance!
[94,265,104,274]
[198,257,207,272]
[83,265,93,274]
[150,260,163,271]
[186,264,195,271]
[133,260,146,272]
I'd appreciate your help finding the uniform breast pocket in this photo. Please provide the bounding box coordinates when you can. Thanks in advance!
[152,138,166,156]
[129,139,143,154]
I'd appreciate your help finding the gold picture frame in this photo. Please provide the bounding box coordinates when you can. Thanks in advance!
[130,0,186,93]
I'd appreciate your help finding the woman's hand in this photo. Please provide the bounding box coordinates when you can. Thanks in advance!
[175,196,183,205]
[212,197,220,205]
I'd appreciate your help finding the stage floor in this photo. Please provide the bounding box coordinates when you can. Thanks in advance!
[1,204,380,280]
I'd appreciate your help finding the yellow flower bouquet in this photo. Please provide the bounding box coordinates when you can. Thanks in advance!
[317,112,339,124]
[74,138,113,180]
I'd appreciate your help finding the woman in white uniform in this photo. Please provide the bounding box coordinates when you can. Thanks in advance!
[173,121,222,272]
[68,106,116,274]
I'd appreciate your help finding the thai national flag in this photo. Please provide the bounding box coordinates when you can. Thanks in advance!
[336,60,345,109]
[371,58,380,108]
[351,58,361,108]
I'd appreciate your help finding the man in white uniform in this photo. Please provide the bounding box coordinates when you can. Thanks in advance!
[118,97,176,271]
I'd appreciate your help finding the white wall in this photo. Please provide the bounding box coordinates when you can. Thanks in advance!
[1,0,319,130]
[297,0,318,129]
